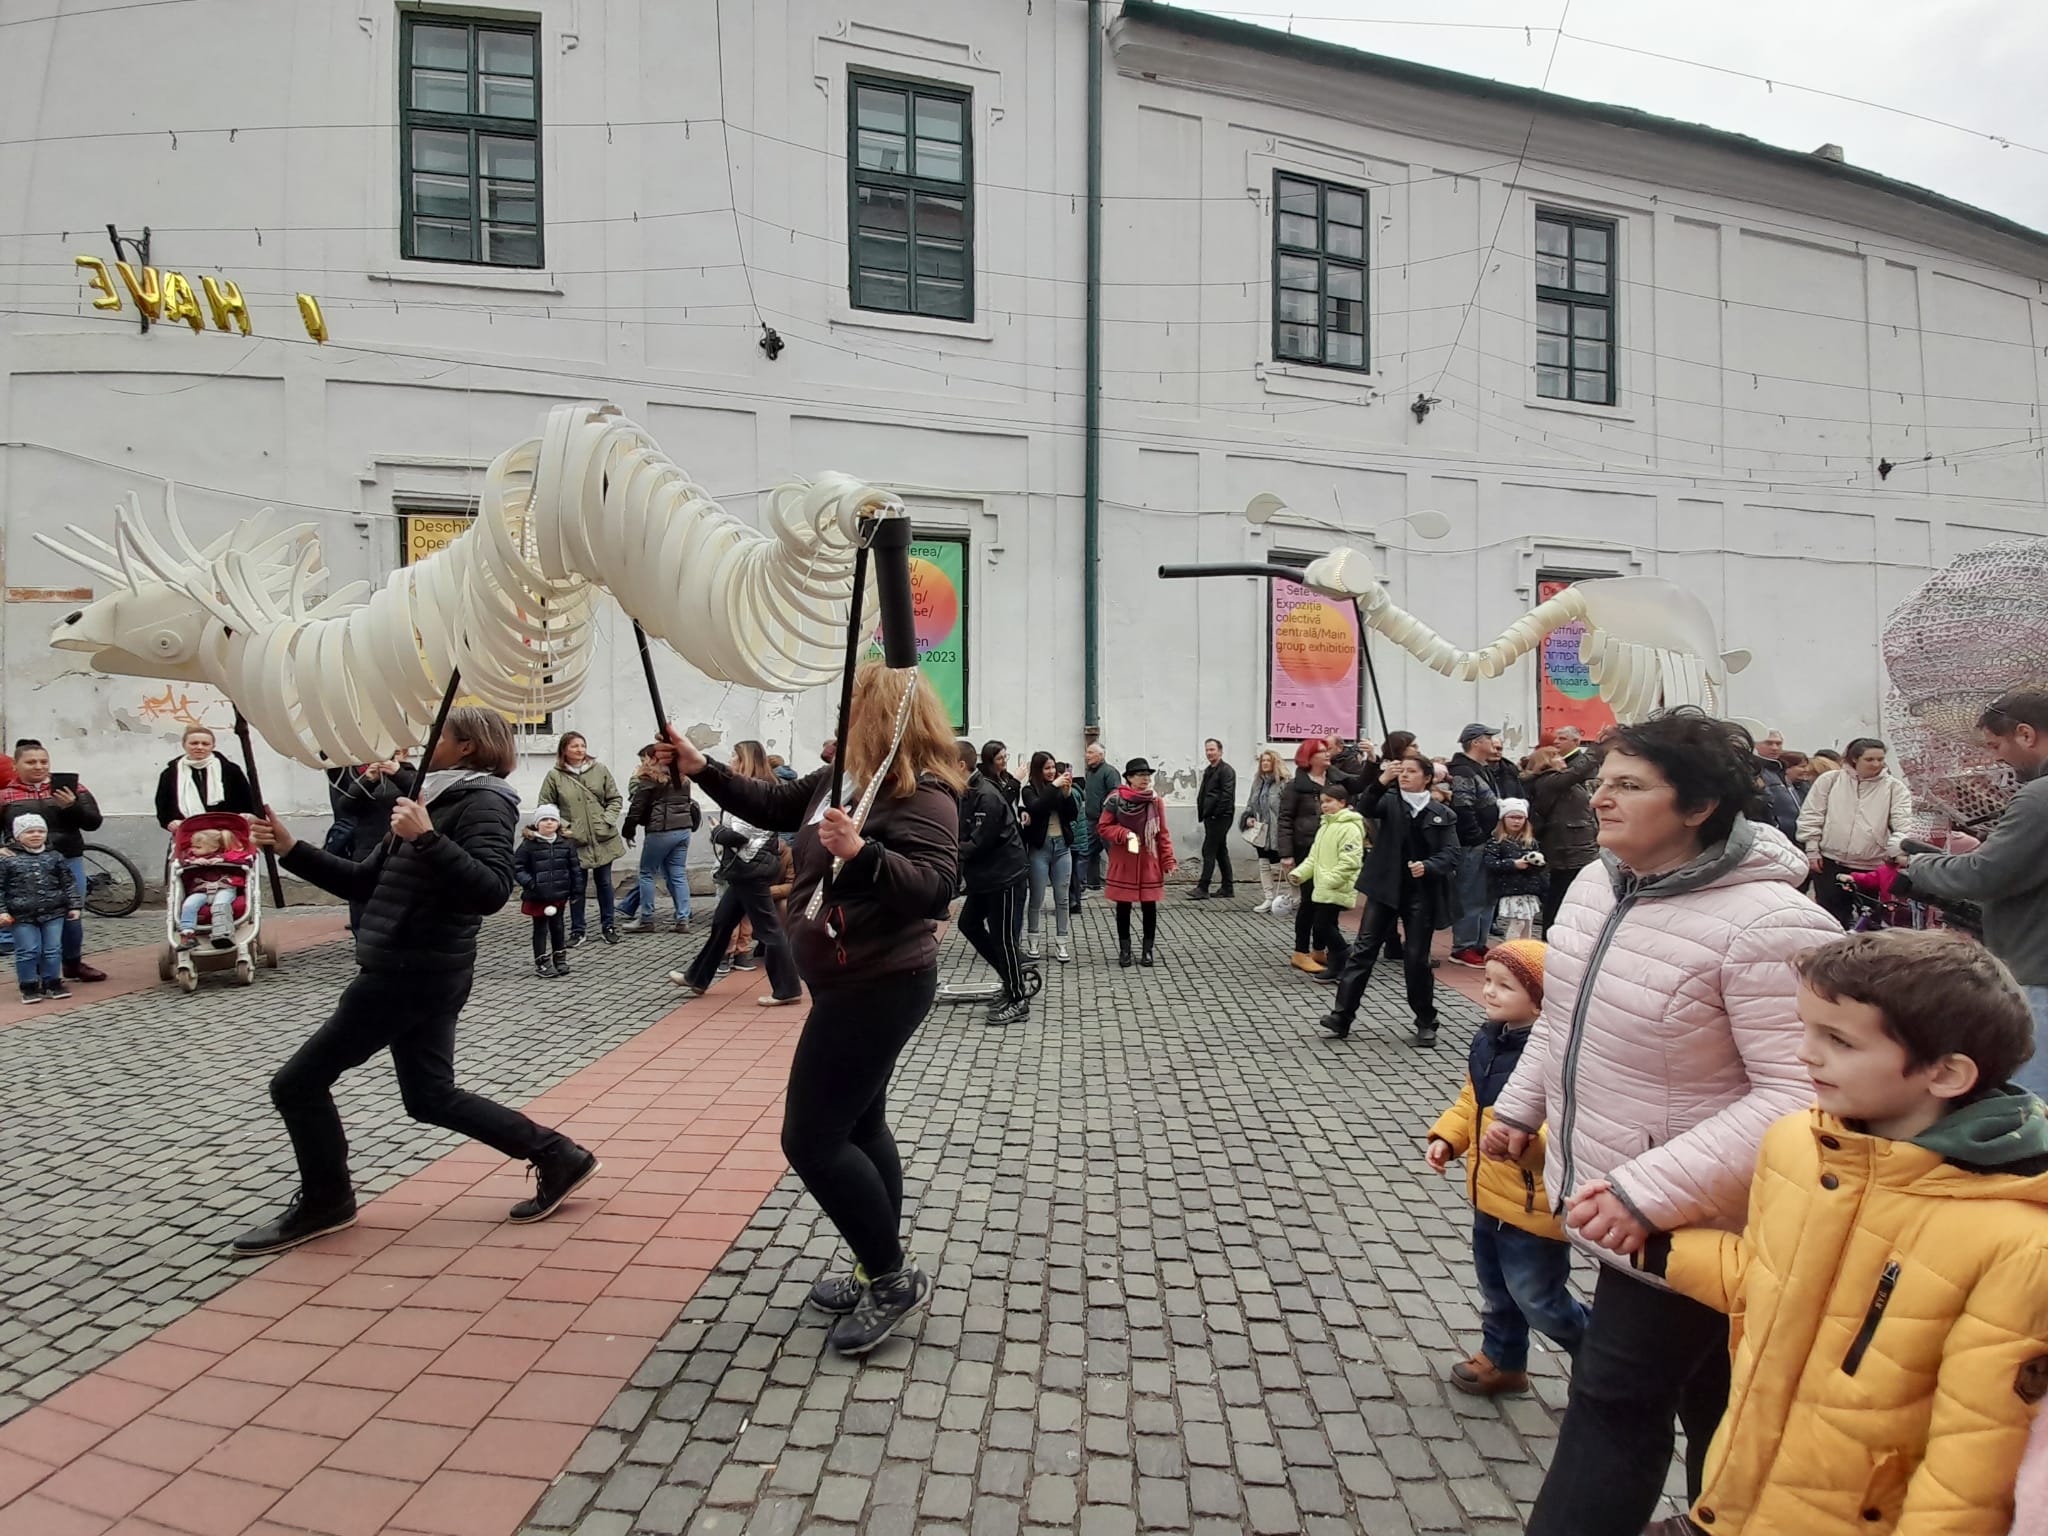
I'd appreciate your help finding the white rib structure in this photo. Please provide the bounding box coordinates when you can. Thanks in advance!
[39,403,891,766]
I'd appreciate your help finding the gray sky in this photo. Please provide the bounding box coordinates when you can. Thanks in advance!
[1159,1,2048,233]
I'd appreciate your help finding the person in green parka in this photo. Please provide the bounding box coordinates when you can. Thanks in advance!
[1289,784,1366,984]
[538,731,626,946]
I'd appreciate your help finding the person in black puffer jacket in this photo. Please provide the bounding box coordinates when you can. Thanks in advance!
[0,814,79,1002]
[1523,745,1600,932]
[661,663,963,1358]
[515,805,583,977]
[955,739,1031,1024]
[236,708,596,1258]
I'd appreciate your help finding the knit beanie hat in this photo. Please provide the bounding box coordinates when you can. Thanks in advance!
[12,814,47,835]
[1496,797,1530,820]
[1489,939,1546,1008]
[529,803,562,826]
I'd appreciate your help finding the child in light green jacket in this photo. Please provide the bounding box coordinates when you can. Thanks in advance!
[1291,786,1364,981]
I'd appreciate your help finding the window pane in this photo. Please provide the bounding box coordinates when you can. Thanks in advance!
[1325,223,1363,260]
[857,128,908,174]
[479,30,533,77]
[1572,370,1610,403]
[1573,260,1608,295]
[1325,264,1362,301]
[915,240,966,281]
[1277,212,1317,249]
[857,231,909,272]
[1535,219,1568,256]
[413,128,469,176]
[1537,334,1566,367]
[914,194,965,243]
[1573,338,1609,371]
[412,173,473,220]
[1325,331,1364,368]
[1536,365,1568,398]
[914,138,963,182]
[413,218,473,261]
[1278,288,1317,324]
[485,180,536,224]
[1325,189,1364,228]
[1535,254,1569,289]
[412,70,469,113]
[914,278,968,318]
[1278,322,1319,360]
[857,185,909,234]
[480,75,535,119]
[915,94,963,143]
[1325,294,1364,337]
[411,24,468,71]
[859,271,909,311]
[485,224,539,265]
[1278,178,1317,217]
[479,135,534,181]
[1278,253,1320,291]
[1572,305,1607,340]
[1573,224,1609,261]
[857,87,907,135]
[1536,299,1570,334]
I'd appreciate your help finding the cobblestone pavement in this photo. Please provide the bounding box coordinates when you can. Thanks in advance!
[0,916,709,1422]
[522,897,1616,1536]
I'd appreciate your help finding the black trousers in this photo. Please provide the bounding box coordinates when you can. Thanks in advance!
[1539,862,1589,934]
[529,911,566,962]
[1307,900,1351,975]
[1114,900,1158,951]
[270,968,569,1208]
[1330,885,1438,1031]
[683,878,800,999]
[780,966,937,1276]
[1197,817,1234,892]
[1526,1263,1732,1536]
[1812,857,1861,927]
[958,876,1029,1002]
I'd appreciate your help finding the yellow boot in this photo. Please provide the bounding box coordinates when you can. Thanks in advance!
[1290,952,1326,976]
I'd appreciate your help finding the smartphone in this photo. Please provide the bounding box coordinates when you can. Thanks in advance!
[1056,762,1070,777]
[48,772,78,793]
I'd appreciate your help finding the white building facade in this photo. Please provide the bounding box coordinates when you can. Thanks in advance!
[2,0,2044,851]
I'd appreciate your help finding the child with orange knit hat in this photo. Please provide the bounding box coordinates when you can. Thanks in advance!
[1425,939,1589,1395]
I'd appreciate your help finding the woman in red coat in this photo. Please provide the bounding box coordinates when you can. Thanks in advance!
[1098,758,1176,968]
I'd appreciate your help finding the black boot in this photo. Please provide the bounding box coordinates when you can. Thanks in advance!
[510,1144,600,1224]
[231,1191,358,1256]
[1118,943,1134,968]
[1318,1013,1351,1040]
[1139,946,1156,967]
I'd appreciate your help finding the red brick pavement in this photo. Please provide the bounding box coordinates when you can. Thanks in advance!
[0,981,804,1536]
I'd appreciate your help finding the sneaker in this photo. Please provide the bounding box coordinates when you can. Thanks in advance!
[602,926,622,946]
[567,932,587,950]
[179,930,199,949]
[668,971,707,996]
[1021,938,1040,960]
[230,1191,358,1256]
[828,1262,933,1356]
[552,955,572,978]
[1449,1351,1529,1396]
[18,986,41,1005]
[987,997,1029,1027]
[715,956,733,976]
[41,981,71,1000]
[757,993,802,1007]
[672,917,692,934]
[809,1264,868,1315]
[65,959,107,983]
[1450,947,1487,968]
[1054,940,1070,964]
[534,960,555,980]
[732,954,758,972]
[509,1145,600,1224]
[1318,1013,1351,1040]
[624,919,660,935]
[1188,888,1212,901]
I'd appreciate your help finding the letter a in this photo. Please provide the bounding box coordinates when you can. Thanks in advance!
[160,272,205,332]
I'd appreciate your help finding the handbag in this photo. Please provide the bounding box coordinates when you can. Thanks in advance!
[1241,821,1268,850]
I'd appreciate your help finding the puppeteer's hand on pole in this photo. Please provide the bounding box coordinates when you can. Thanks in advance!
[657,726,707,778]
[818,807,863,860]
[389,799,433,842]
[251,808,297,857]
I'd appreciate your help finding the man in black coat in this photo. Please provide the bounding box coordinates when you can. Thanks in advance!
[951,740,1033,1025]
[1445,725,1524,966]
[1191,738,1238,900]
[233,709,596,1256]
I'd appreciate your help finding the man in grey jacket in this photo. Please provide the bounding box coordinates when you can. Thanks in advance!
[1902,689,2048,1095]
[1080,743,1121,891]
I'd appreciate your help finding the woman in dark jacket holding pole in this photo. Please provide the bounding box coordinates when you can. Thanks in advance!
[235,709,597,1256]
[1522,744,1601,934]
[663,662,965,1356]
[1317,756,1460,1046]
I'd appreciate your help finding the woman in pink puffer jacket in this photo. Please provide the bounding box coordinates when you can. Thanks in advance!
[1486,709,1841,1536]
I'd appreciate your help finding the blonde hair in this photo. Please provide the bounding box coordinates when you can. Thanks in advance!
[1256,749,1289,782]
[845,662,969,800]
[1492,811,1536,846]
[447,708,517,776]
[1523,746,1566,775]
[731,740,773,781]
[188,827,243,857]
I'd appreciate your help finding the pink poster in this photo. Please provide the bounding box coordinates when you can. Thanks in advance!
[1268,578,1360,741]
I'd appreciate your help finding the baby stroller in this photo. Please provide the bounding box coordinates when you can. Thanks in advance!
[158,811,278,991]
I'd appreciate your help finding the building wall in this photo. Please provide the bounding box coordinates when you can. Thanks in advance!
[1,0,2042,858]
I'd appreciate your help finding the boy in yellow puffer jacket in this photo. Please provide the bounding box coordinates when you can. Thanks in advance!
[1612,930,2048,1536]
[1289,785,1365,980]
[1426,940,1589,1396]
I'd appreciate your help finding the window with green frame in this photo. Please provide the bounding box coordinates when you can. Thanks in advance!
[1535,210,1615,404]
[400,13,542,268]
[1273,173,1367,371]
[849,74,972,320]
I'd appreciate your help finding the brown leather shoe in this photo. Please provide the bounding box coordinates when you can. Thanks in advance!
[1449,1351,1529,1396]
[64,959,107,984]
[1289,952,1326,976]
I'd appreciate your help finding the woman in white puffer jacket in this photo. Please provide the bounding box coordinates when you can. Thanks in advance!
[1484,709,1841,1536]
[1796,735,1915,927]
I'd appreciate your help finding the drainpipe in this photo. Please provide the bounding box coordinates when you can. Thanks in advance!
[1082,0,1103,739]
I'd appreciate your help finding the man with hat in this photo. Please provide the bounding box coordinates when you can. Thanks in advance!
[1446,724,1523,967]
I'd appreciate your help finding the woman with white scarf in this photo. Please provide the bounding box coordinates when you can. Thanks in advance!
[154,726,257,831]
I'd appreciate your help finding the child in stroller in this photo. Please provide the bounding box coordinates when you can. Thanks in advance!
[179,824,253,948]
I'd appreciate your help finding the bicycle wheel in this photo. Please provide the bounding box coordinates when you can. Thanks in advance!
[79,842,146,918]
